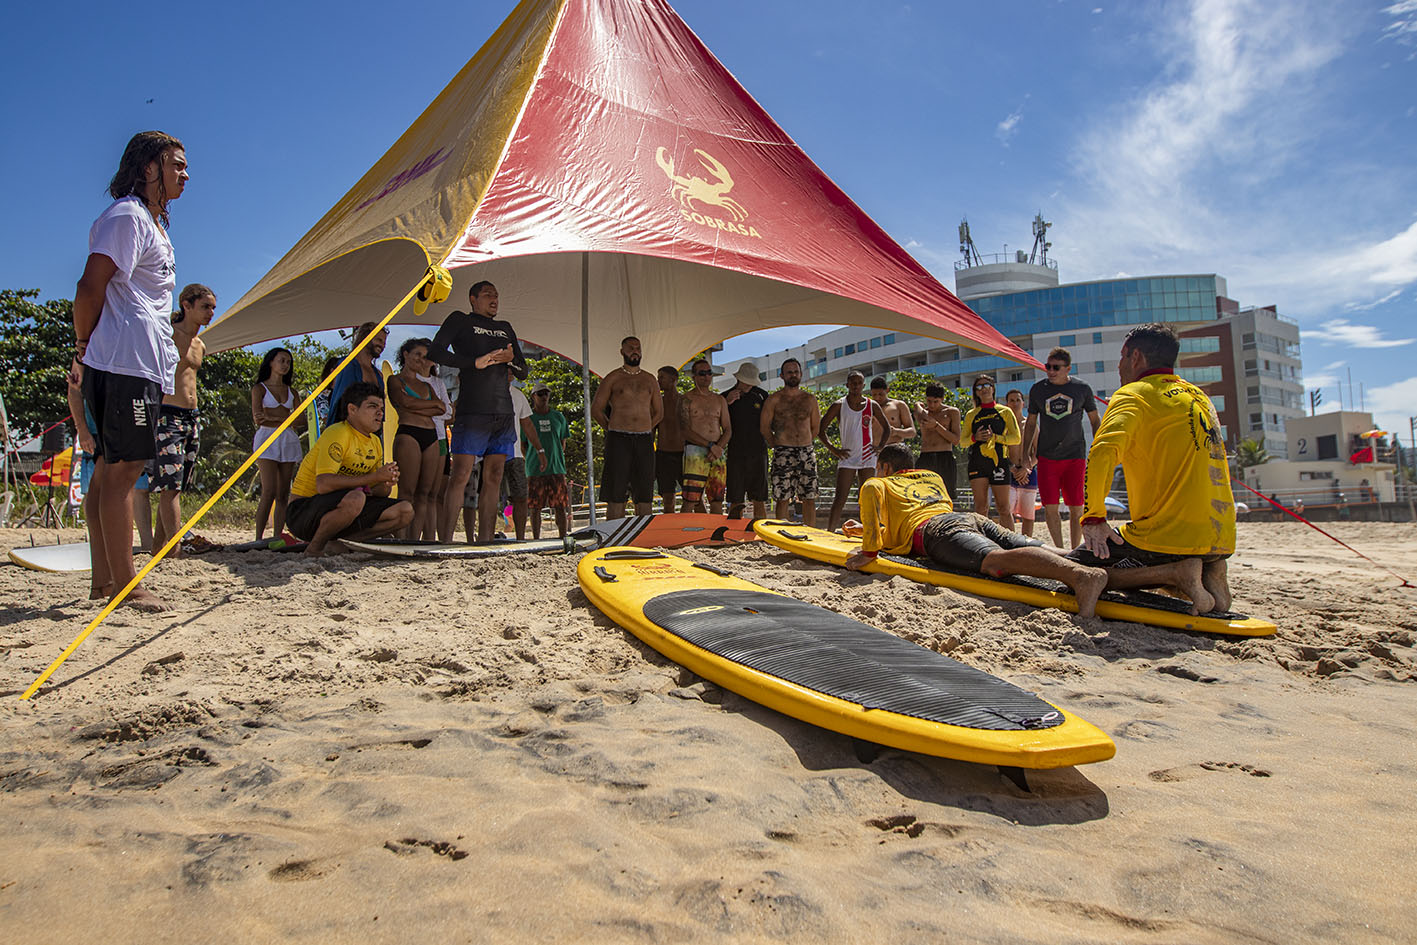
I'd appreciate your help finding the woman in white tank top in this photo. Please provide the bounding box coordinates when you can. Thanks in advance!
[250,348,305,540]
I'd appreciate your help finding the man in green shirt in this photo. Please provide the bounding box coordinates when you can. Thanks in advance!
[524,382,571,538]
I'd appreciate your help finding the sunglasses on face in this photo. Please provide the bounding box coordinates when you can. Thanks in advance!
[1046,363,1066,371]
[694,370,711,376]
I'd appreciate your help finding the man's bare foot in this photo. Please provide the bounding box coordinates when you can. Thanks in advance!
[89,582,114,600]
[1071,566,1109,619]
[1170,559,1215,615]
[118,588,170,613]
[1202,558,1231,612]
[304,539,348,559]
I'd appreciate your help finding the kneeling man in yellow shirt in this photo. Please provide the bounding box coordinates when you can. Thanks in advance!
[287,382,413,557]
[1070,323,1234,614]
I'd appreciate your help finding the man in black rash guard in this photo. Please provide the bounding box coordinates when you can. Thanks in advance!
[427,280,528,542]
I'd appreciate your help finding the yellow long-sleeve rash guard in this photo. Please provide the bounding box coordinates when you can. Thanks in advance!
[1083,374,1236,556]
[858,469,954,556]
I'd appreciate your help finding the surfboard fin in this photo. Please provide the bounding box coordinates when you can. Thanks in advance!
[852,738,882,764]
[999,765,1030,792]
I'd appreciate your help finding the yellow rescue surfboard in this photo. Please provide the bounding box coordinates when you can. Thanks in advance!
[579,547,1115,771]
[752,521,1276,637]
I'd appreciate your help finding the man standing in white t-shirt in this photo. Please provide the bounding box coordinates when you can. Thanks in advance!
[72,131,187,612]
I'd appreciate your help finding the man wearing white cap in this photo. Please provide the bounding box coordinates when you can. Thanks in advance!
[724,361,769,519]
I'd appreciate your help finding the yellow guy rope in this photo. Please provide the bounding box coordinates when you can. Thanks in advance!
[20,270,438,701]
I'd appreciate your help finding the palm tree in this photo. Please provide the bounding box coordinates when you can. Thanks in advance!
[1235,437,1271,469]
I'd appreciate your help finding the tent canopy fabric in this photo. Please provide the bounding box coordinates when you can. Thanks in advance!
[203,0,1038,377]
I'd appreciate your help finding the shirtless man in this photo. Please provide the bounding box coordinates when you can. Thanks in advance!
[869,376,916,445]
[150,284,215,557]
[913,383,961,501]
[818,371,889,531]
[678,359,731,513]
[591,336,663,519]
[655,366,685,513]
[760,358,821,525]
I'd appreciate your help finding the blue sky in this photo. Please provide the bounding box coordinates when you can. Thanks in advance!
[2,0,1415,439]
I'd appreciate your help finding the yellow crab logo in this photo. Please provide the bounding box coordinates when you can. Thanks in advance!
[655,146,761,239]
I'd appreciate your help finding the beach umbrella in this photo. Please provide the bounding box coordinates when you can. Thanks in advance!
[29,446,73,487]
[201,0,1039,518]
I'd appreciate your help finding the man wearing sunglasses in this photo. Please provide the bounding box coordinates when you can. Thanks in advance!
[1024,347,1099,548]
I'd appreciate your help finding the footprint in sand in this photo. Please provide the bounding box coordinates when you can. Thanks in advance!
[864,814,967,839]
[1148,761,1272,782]
[268,858,337,882]
[383,838,469,861]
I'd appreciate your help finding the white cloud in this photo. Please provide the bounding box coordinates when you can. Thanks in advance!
[1304,318,1415,347]
[1049,0,1417,321]
[1382,0,1417,45]
[996,109,1024,146]
[1300,359,1346,391]
[1343,289,1402,311]
[1062,0,1345,259]
[1366,376,1417,441]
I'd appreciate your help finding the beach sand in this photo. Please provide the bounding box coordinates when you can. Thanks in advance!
[2,520,1414,943]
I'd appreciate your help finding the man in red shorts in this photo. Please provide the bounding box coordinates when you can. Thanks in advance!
[1024,347,1099,548]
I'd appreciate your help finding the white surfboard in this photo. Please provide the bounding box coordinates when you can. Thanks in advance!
[8,542,92,572]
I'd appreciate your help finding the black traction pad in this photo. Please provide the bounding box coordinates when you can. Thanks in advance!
[881,552,1249,620]
[642,589,1062,732]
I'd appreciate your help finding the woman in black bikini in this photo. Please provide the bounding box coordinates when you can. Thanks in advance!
[387,339,445,539]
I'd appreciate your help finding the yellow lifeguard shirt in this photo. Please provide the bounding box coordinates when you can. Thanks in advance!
[1083,373,1235,556]
[291,422,382,498]
[858,468,954,555]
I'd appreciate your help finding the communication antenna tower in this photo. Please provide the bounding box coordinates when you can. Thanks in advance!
[1029,212,1052,265]
[958,219,983,267]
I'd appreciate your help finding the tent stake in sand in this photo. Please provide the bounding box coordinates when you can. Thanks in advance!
[19,270,444,701]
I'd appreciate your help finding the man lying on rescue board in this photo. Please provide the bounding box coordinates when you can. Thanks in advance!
[841,442,1216,618]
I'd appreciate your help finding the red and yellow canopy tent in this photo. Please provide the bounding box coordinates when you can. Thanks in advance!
[203,0,1036,381]
[24,0,1046,699]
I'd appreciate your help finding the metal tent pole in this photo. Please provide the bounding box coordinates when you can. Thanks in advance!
[582,252,597,525]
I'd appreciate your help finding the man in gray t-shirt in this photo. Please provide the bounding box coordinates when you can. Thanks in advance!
[1024,347,1100,549]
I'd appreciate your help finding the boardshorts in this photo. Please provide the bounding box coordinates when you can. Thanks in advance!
[917,450,957,501]
[528,473,569,511]
[921,511,1043,573]
[682,443,726,505]
[726,450,768,504]
[452,414,516,457]
[148,405,200,492]
[655,449,683,498]
[287,488,404,542]
[770,445,818,501]
[1038,457,1086,507]
[82,367,160,463]
[501,456,528,501]
[601,430,655,504]
[1066,533,1232,569]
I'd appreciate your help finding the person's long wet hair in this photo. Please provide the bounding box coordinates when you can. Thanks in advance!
[108,131,183,228]
[257,348,294,386]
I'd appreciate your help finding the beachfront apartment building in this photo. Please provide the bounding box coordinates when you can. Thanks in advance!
[1241,410,1400,505]
[731,255,1307,458]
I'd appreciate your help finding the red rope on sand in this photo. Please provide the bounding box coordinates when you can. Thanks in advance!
[1235,478,1414,588]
